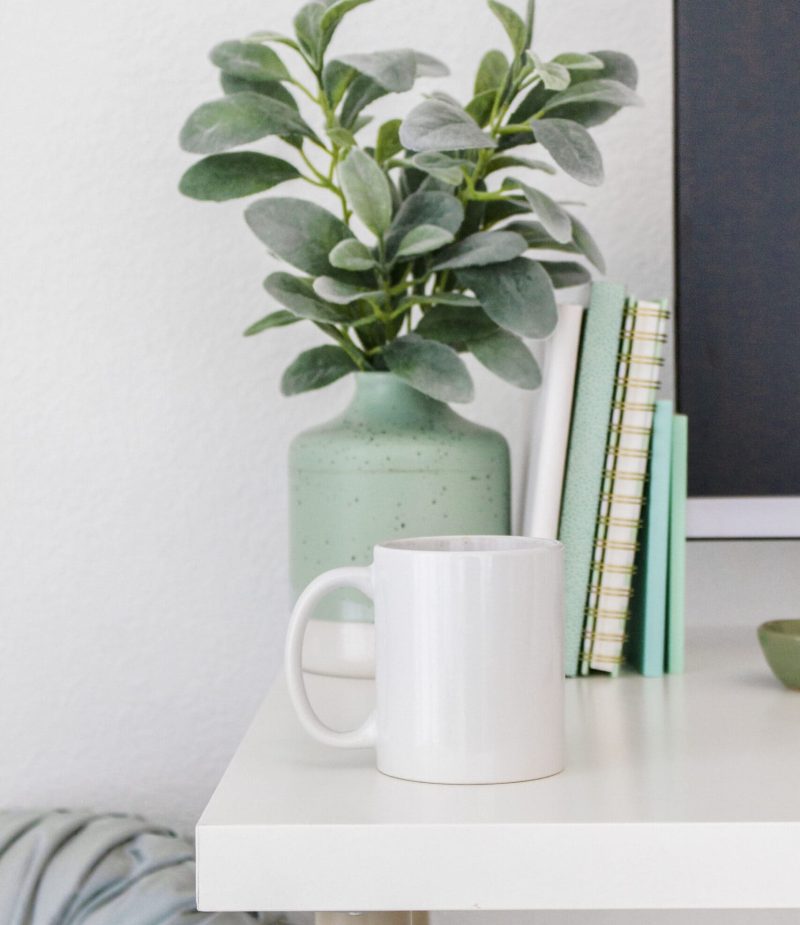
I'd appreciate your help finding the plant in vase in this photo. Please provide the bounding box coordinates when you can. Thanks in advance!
[179,0,640,674]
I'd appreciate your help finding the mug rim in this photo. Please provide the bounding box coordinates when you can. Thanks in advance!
[377,534,563,554]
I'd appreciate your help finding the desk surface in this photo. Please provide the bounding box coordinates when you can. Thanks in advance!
[197,626,800,912]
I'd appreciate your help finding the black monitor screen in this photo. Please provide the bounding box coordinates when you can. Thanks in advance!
[675,0,800,497]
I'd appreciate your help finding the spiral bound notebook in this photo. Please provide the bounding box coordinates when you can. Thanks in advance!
[581,298,670,675]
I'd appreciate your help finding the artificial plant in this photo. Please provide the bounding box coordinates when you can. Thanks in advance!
[179,0,641,403]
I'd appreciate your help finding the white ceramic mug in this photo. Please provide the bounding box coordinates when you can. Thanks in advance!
[285,536,565,784]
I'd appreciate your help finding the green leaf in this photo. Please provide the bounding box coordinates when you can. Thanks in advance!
[320,0,374,48]
[340,74,388,128]
[433,230,527,270]
[383,335,474,403]
[531,118,604,186]
[540,260,591,288]
[179,152,299,201]
[323,61,356,107]
[552,52,604,71]
[375,119,403,164]
[246,198,354,277]
[508,180,572,243]
[415,305,498,345]
[339,148,393,236]
[418,292,482,308]
[456,257,557,337]
[469,329,541,388]
[179,93,316,154]
[488,0,527,56]
[313,276,382,304]
[265,272,358,322]
[584,50,638,88]
[245,30,302,53]
[465,90,497,128]
[531,53,571,91]
[281,345,358,395]
[569,213,605,272]
[400,99,495,152]
[485,154,556,176]
[504,217,605,272]
[525,0,536,47]
[210,41,290,82]
[326,125,356,149]
[395,224,455,259]
[541,78,642,114]
[483,197,530,226]
[220,74,298,110]
[548,51,639,127]
[503,219,577,250]
[294,2,326,66]
[244,310,300,336]
[351,114,373,134]
[336,50,417,91]
[385,190,465,259]
[411,152,470,186]
[501,83,550,148]
[334,48,448,99]
[329,239,376,271]
[475,49,509,95]
[412,51,450,77]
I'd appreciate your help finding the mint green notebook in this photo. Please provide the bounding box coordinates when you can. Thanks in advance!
[666,414,688,673]
[558,282,627,677]
[627,400,673,677]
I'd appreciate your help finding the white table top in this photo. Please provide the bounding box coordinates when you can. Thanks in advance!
[196,626,800,912]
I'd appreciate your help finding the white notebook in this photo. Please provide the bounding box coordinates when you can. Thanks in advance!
[522,303,585,541]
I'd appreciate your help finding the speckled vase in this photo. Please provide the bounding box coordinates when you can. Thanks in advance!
[289,372,511,677]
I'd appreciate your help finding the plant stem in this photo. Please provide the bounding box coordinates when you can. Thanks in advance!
[319,324,368,369]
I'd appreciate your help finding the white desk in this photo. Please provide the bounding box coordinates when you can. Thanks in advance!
[196,627,800,913]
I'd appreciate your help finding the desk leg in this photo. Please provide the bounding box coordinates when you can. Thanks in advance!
[316,913,429,925]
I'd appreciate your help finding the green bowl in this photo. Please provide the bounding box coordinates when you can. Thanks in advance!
[758,620,800,690]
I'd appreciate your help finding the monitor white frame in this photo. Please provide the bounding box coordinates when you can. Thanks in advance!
[687,497,800,539]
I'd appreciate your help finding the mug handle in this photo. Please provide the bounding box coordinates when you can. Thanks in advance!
[284,566,377,749]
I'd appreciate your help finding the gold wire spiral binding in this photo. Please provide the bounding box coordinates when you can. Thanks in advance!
[624,305,670,319]
[613,400,655,412]
[583,631,628,643]
[616,376,661,389]
[609,423,653,437]
[619,354,666,367]
[589,585,634,598]
[602,491,645,504]
[598,515,642,529]
[585,607,632,620]
[624,330,668,344]
[603,468,647,481]
[592,562,637,575]
[607,446,650,459]
[594,538,640,552]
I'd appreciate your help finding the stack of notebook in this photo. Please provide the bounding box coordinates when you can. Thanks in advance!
[523,282,687,678]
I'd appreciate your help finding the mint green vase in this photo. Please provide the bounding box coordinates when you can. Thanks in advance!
[289,372,511,667]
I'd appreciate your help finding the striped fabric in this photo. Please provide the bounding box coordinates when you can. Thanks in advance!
[0,810,282,925]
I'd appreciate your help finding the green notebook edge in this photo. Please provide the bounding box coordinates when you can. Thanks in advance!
[628,399,673,676]
[558,281,627,677]
[666,413,688,673]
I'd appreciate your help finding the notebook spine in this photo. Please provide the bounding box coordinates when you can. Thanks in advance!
[580,300,670,675]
